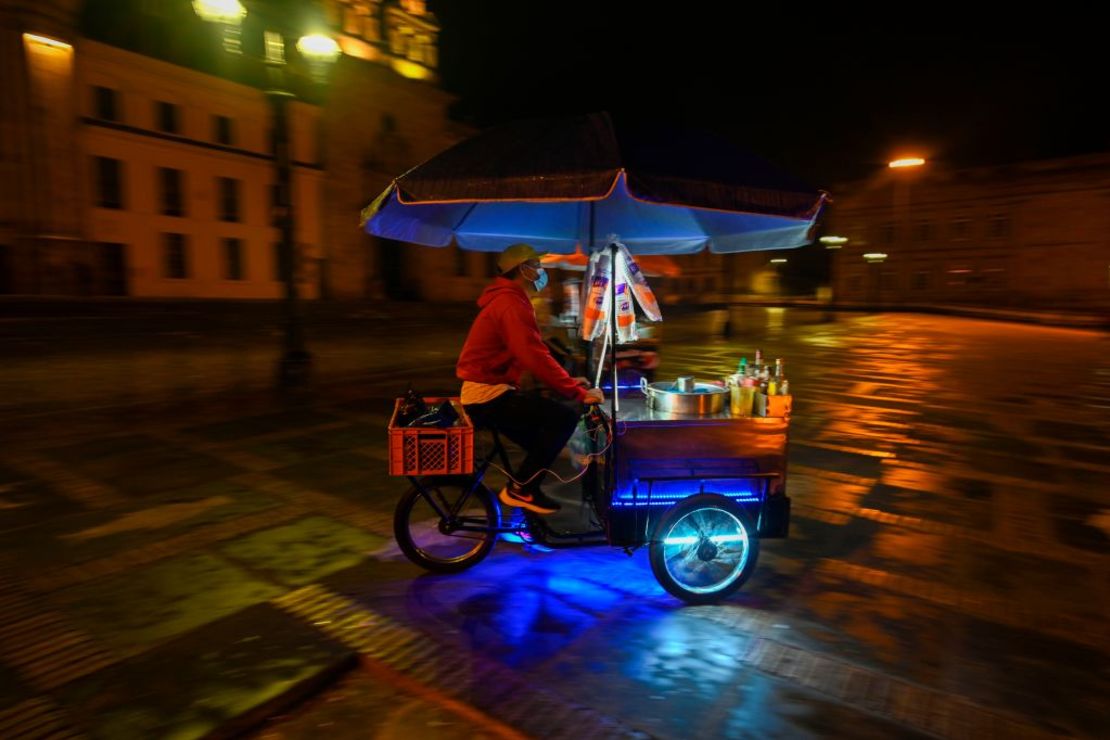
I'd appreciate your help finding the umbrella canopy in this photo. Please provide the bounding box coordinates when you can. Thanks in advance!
[362,112,826,255]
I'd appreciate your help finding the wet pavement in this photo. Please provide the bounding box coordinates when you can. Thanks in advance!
[0,306,1108,738]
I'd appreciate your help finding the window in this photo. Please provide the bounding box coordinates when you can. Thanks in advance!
[159,167,184,216]
[879,223,895,244]
[945,264,973,287]
[217,177,240,222]
[223,238,244,280]
[270,183,282,225]
[950,219,970,240]
[344,8,362,35]
[93,86,118,122]
[93,156,123,209]
[156,101,179,134]
[981,266,1007,288]
[163,233,188,278]
[912,270,930,290]
[913,221,934,243]
[273,242,287,281]
[988,215,1011,238]
[454,246,467,277]
[213,115,234,145]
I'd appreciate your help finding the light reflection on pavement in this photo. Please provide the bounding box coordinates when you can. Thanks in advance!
[335,311,1109,737]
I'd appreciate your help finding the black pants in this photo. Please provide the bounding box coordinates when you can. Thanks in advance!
[465,390,580,494]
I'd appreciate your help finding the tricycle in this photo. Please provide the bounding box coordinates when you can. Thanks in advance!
[388,381,791,604]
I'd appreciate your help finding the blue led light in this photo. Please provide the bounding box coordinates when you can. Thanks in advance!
[663,534,746,545]
[611,496,760,507]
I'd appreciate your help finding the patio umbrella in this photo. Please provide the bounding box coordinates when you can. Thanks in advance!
[361,111,826,255]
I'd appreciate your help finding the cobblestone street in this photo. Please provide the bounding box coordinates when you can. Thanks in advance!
[1,307,1107,738]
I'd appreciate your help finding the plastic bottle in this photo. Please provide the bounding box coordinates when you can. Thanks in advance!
[618,244,662,321]
[614,279,638,343]
[579,252,611,341]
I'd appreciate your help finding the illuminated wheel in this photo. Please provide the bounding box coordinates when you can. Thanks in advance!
[394,477,497,574]
[649,494,759,604]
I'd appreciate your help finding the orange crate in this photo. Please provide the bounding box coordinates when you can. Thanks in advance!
[388,397,474,476]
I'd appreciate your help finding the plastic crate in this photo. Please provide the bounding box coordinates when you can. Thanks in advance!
[388,397,474,476]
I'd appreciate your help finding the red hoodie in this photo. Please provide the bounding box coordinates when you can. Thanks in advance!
[456,278,586,402]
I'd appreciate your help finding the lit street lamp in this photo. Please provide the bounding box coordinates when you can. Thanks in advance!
[194,0,339,387]
[886,155,925,307]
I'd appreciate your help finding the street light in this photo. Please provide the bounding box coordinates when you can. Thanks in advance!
[194,0,339,387]
[192,0,246,24]
[886,155,925,307]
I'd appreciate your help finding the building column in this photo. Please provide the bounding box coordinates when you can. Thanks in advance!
[2,2,86,294]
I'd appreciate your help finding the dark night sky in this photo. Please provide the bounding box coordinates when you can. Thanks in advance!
[429,3,1107,187]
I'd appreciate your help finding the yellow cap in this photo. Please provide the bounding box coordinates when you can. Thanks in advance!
[497,243,546,274]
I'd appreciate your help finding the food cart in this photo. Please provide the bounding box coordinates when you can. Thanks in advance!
[365,112,821,602]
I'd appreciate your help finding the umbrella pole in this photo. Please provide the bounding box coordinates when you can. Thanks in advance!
[607,241,619,511]
[610,241,619,416]
[594,322,609,389]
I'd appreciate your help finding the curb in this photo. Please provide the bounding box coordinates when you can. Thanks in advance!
[205,650,359,740]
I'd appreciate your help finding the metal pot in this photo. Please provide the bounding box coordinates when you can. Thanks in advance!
[641,377,728,415]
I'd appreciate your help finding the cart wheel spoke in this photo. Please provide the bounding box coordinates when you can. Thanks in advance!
[652,499,757,601]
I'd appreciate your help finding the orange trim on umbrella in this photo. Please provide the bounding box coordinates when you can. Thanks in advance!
[394,171,623,205]
[390,170,827,221]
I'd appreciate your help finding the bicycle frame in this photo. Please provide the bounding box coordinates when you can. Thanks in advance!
[406,429,525,536]
[406,421,611,543]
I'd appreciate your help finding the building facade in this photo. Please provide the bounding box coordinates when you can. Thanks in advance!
[79,39,325,298]
[1,0,808,305]
[0,0,465,300]
[825,155,1110,312]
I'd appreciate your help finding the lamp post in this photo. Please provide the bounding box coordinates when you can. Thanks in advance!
[193,0,339,387]
[886,156,925,308]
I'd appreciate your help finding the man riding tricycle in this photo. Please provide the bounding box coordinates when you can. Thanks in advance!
[388,243,791,604]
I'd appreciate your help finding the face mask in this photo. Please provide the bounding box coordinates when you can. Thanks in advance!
[532,267,548,292]
[523,264,548,292]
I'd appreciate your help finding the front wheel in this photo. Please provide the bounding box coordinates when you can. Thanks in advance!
[649,494,760,604]
[394,477,498,574]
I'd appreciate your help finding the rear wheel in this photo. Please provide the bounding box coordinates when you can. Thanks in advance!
[649,494,759,604]
[394,477,497,573]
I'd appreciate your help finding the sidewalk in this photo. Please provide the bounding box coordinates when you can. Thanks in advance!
[2,301,1107,738]
[0,373,480,738]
